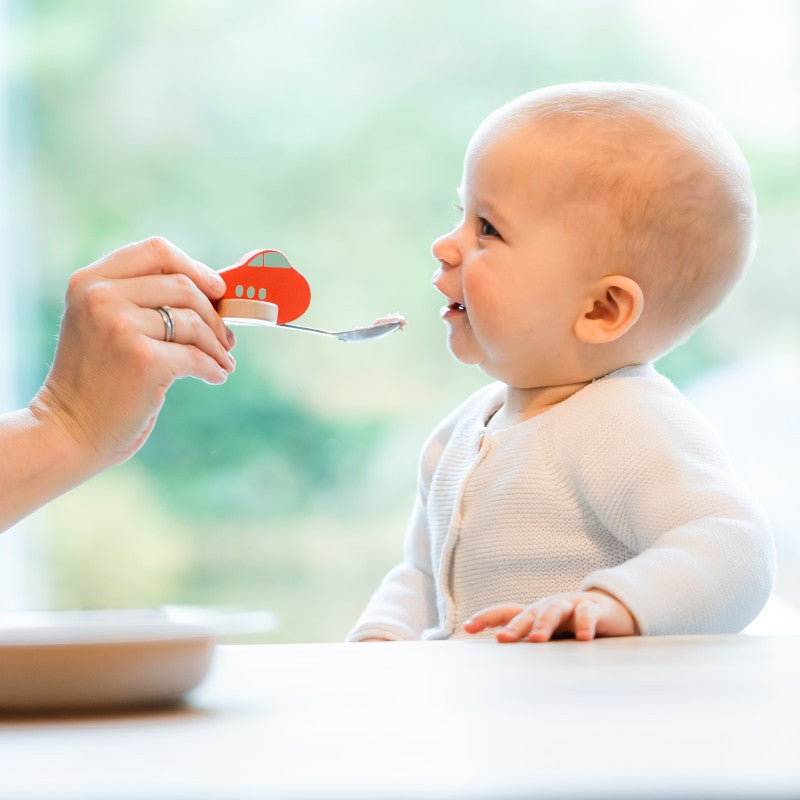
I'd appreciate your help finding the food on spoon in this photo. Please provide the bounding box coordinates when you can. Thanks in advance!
[371,313,407,330]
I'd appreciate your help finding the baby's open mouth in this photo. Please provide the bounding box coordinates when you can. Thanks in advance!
[440,300,467,320]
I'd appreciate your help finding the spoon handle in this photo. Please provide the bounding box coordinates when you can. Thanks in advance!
[277,323,331,336]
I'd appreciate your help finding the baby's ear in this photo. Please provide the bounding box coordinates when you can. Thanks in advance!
[574,276,644,344]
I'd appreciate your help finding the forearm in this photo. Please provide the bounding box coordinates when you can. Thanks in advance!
[348,562,436,641]
[581,512,775,635]
[1,238,234,534]
[0,405,100,533]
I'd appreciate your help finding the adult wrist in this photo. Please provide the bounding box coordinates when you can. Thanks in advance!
[27,387,106,479]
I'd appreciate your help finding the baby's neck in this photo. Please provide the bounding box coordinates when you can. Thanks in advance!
[488,381,591,431]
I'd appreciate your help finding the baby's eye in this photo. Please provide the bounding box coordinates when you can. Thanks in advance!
[479,217,500,237]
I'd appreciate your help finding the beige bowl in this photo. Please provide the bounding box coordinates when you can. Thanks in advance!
[0,610,215,713]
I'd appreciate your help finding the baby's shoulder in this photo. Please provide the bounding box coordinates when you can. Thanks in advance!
[586,364,694,421]
[554,364,725,460]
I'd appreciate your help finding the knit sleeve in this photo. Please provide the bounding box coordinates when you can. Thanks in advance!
[566,370,775,635]
[346,427,443,641]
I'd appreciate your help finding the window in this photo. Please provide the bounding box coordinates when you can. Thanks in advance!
[263,252,290,268]
[8,2,800,639]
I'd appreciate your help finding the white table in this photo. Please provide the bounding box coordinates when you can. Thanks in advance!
[1,636,799,799]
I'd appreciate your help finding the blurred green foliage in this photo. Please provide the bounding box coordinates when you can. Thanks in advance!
[5,0,799,640]
[135,363,385,520]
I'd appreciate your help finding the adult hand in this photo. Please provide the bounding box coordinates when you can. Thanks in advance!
[463,590,637,642]
[30,237,235,470]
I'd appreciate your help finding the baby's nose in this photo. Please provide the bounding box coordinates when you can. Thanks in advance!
[431,230,460,269]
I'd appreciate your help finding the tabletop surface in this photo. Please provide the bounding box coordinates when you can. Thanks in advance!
[1,635,799,799]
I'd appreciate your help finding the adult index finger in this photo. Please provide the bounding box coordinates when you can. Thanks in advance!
[85,237,226,299]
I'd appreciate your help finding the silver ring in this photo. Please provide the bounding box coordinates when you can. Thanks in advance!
[156,306,175,342]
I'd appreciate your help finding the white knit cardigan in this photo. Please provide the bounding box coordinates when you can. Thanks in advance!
[349,364,774,640]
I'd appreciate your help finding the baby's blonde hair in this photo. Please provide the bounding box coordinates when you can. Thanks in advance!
[489,82,756,345]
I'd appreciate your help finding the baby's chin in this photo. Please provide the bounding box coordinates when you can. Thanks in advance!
[445,338,483,367]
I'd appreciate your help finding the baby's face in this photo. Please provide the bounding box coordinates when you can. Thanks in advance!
[431,120,602,387]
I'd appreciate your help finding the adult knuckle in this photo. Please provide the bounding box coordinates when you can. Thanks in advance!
[66,267,91,300]
[130,338,152,366]
[104,313,131,344]
[144,236,173,260]
[143,236,181,273]
[173,272,197,296]
[80,280,116,318]
[186,309,204,332]
[192,351,219,380]
[194,350,211,371]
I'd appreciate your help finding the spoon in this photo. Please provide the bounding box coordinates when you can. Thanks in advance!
[277,319,405,342]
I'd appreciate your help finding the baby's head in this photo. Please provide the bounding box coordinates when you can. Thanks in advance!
[432,82,756,387]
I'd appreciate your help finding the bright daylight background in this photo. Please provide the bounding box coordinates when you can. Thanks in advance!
[1,0,798,640]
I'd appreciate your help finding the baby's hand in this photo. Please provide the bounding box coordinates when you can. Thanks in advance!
[463,590,636,643]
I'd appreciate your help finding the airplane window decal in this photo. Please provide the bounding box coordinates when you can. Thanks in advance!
[264,252,291,268]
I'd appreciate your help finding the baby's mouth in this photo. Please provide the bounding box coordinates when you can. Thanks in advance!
[440,300,467,319]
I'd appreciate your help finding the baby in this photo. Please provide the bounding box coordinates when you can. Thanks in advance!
[349,82,774,643]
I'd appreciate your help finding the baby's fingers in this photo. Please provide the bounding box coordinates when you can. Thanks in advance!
[573,600,600,641]
[496,607,540,642]
[463,605,525,635]
[524,598,575,642]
